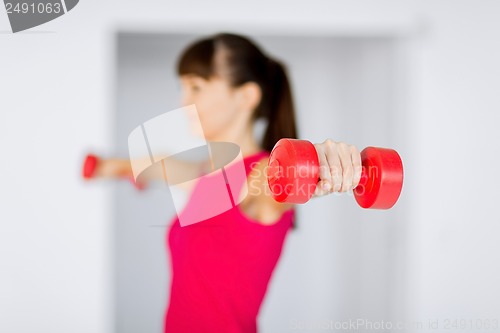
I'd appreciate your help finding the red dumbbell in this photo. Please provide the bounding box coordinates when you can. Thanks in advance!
[82,154,99,179]
[82,154,145,190]
[266,139,403,209]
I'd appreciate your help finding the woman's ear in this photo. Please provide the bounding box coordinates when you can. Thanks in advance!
[237,81,262,113]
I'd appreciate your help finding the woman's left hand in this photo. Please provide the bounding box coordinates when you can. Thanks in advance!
[313,139,362,197]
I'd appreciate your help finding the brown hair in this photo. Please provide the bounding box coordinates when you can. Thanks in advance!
[177,33,299,228]
[176,32,298,152]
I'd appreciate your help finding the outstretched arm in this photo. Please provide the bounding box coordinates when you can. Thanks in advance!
[83,154,210,192]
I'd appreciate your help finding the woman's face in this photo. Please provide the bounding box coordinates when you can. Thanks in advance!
[179,74,242,141]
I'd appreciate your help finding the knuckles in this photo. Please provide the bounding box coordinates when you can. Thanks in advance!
[322,139,355,154]
[316,139,361,193]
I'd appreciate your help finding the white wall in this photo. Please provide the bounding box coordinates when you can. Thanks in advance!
[1,1,499,332]
[411,2,500,325]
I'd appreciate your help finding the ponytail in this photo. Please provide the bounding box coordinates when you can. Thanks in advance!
[260,58,298,152]
[261,58,299,229]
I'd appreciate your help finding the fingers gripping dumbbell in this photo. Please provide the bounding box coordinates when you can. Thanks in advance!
[266,139,403,209]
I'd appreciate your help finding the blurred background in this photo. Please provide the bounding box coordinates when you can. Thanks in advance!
[1,1,499,332]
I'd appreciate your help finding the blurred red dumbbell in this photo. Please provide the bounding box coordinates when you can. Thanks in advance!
[82,154,145,190]
[266,139,403,209]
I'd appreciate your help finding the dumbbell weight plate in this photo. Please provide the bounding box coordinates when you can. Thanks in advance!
[267,139,320,203]
[354,147,403,209]
[83,154,98,179]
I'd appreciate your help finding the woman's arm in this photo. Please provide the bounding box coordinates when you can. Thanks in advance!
[85,155,208,192]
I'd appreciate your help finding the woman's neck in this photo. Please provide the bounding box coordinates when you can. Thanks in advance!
[210,124,262,157]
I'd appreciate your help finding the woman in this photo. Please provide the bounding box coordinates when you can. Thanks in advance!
[95,33,362,332]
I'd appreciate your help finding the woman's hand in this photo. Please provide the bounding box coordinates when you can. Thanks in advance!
[313,139,362,197]
[92,158,131,179]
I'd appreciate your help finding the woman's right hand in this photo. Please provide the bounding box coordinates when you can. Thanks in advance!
[312,139,363,197]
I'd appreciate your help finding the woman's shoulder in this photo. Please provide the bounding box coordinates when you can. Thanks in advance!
[241,154,294,226]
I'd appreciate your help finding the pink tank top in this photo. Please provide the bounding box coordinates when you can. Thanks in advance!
[164,150,295,333]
